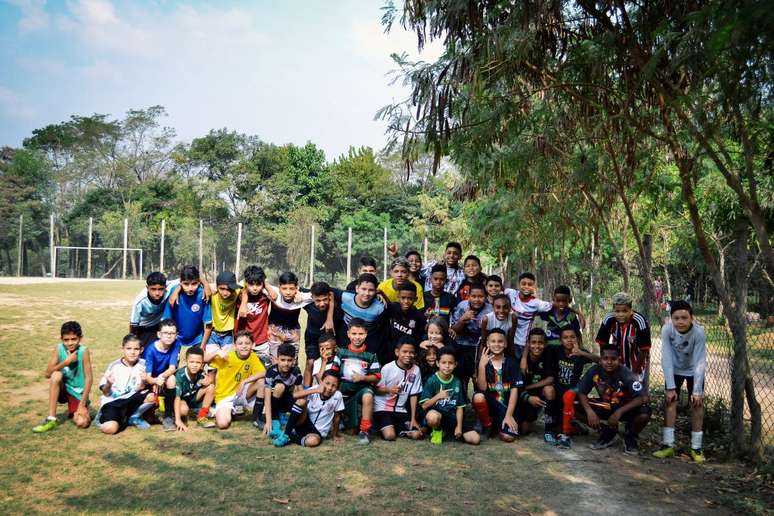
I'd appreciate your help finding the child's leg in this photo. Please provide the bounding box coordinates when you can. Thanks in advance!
[179,400,190,418]
[542,385,557,433]
[196,384,216,419]
[100,421,120,434]
[252,378,266,423]
[462,429,481,445]
[359,389,374,434]
[215,398,234,429]
[301,433,322,447]
[72,402,91,429]
[424,409,442,430]
[561,390,577,435]
[47,371,64,418]
[472,392,492,431]
[283,398,308,436]
[163,376,176,420]
[270,383,286,418]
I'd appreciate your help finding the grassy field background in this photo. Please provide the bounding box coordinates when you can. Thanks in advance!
[0,279,770,515]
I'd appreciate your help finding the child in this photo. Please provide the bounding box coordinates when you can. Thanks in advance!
[333,273,387,354]
[577,344,652,455]
[202,271,242,361]
[538,285,584,347]
[96,334,153,434]
[346,256,378,291]
[210,330,266,430]
[378,258,425,310]
[473,329,522,441]
[374,338,424,441]
[173,346,216,431]
[236,265,273,366]
[456,255,488,301]
[551,327,599,449]
[129,271,172,347]
[516,329,557,442]
[653,300,707,463]
[266,272,315,360]
[479,294,517,357]
[418,345,439,382]
[264,344,304,445]
[419,242,465,295]
[594,292,651,381]
[450,282,492,390]
[420,346,480,445]
[484,275,504,305]
[385,282,427,365]
[337,318,381,444]
[279,370,345,447]
[505,272,553,359]
[304,332,341,387]
[141,318,182,431]
[33,321,93,433]
[405,249,425,286]
[419,316,454,351]
[303,282,338,378]
[423,263,458,323]
[162,265,212,348]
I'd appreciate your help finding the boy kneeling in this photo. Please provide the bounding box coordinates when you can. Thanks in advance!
[173,346,216,431]
[276,370,345,447]
[211,330,266,430]
[263,344,304,445]
[473,329,521,441]
[373,338,424,441]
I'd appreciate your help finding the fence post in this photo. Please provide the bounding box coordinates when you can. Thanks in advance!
[139,250,143,278]
[309,224,316,286]
[198,219,203,273]
[423,237,428,264]
[50,214,55,278]
[122,218,128,280]
[346,227,352,285]
[235,222,243,276]
[16,214,23,277]
[87,217,93,279]
[383,227,388,281]
[160,219,166,274]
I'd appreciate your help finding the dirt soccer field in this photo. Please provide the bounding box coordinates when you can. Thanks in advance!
[0,279,769,515]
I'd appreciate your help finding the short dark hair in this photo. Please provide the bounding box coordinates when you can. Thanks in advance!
[180,265,199,282]
[277,343,296,358]
[395,336,416,350]
[487,328,507,338]
[359,256,377,268]
[60,320,83,338]
[321,369,341,382]
[669,300,693,316]
[518,272,536,282]
[554,285,571,296]
[348,318,368,331]
[146,271,166,287]
[395,281,418,295]
[600,343,619,355]
[469,282,486,294]
[445,242,462,253]
[318,332,337,346]
[405,250,421,261]
[279,271,298,286]
[235,329,253,341]
[430,263,447,276]
[492,293,510,305]
[159,319,177,331]
[486,275,503,286]
[356,273,378,288]
[438,345,457,362]
[463,255,481,266]
[310,281,331,297]
[186,346,204,358]
[122,334,140,346]
[527,327,546,340]
[243,265,266,284]
[560,326,581,338]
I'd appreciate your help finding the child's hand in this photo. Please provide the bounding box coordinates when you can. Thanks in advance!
[454,425,463,439]
[201,375,212,387]
[332,435,344,444]
[350,374,364,383]
[387,385,401,395]
[62,352,78,366]
[419,340,430,350]
[461,309,476,322]
[75,404,89,420]
[321,320,335,334]
[238,304,248,319]
[586,408,600,430]
[569,346,582,357]
[168,286,180,307]
[690,394,703,408]
[528,395,546,408]
[262,421,271,436]
[387,242,398,257]
[217,349,229,360]
[503,416,518,433]
[176,419,188,432]
[436,388,451,401]
[105,373,115,387]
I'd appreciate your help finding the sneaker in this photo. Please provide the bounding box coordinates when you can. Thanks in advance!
[269,420,282,439]
[252,418,265,431]
[197,416,216,429]
[128,415,151,430]
[232,405,245,417]
[690,448,705,464]
[544,432,558,446]
[430,429,443,445]
[279,412,289,427]
[652,445,675,459]
[623,434,639,455]
[272,432,290,447]
[556,434,572,449]
[162,417,176,432]
[32,418,59,433]
[357,431,371,445]
[590,431,618,450]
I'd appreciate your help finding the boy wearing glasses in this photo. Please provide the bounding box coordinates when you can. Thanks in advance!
[143,319,182,431]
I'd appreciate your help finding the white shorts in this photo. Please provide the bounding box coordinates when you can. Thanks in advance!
[214,386,256,415]
[206,342,234,355]
[253,342,272,369]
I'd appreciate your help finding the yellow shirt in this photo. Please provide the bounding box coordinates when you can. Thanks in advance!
[377,279,425,310]
[211,350,265,402]
[210,289,241,332]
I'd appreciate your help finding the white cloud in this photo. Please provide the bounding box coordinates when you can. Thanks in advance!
[350,18,444,63]
[5,0,49,32]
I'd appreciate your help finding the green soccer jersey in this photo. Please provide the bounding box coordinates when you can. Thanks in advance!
[175,368,205,402]
[420,373,466,417]
[337,346,381,397]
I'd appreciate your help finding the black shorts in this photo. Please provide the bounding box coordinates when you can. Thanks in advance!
[589,402,652,425]
[304,336,321,361]
[136,324,160,347]
[483,392,509,432]
[373,411,411,432]
[515,389,543,423]
[670,375,702,399]
[456,346,477,382]
[270,393,295,417]
[289,418,322,445]
[97,391,148,431]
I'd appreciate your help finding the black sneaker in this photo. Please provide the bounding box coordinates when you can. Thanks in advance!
[590,429,618,450]
[623,434,639,455]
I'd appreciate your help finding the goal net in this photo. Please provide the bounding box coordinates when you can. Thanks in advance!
[53,246,144,279]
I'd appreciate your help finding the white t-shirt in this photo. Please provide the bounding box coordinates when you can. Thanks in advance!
[374,361,423,413]
[484,311,512,333]
[306,390,345,437]
[311,356,341,385]
[98,358,147,407]
[505,288,551,347]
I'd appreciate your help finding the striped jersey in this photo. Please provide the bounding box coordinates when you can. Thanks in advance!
[505,289,552,348]
[374,361,423,413]
[595,311,651,371]
[337,346,381,396]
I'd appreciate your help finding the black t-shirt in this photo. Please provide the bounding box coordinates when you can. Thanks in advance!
[524,350,555,392]
[423,290,458,323]
[577,364,645,407]
[550,346,592,390]
[303,302,342,348]
[386,302,426,349]
[345,280,357,292]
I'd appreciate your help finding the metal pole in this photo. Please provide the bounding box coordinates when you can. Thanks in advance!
[50,214,55,278]
[160,219,166,274]
[122,218,128,279]
[198,219,203,273]
[86,217,93,279]
[139,250,143,278]
[16,215,23,277]
[235,222,243,275]
[423,237,428,264]
[383,227,388,281]
[309,224,315,286]
[346,227,352,285]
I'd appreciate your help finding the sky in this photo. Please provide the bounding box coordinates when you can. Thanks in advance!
[0,0,442,160]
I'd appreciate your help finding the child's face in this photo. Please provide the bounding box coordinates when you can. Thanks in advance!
[613,304,633,324]
[398,290,416,312]
[528,335,546,358]
[553,293,571,311]
[463,259,481,279]
[390,265,408,282]
[485,280,502,298]
[61,332,81,352]
[319,374,340,398]
[425,349,438,367]
[519,277,536,296]
[122,340,142,363]
[355,281,376,304]
[217,285,234,300]
[157,326,177,346]
[430,271,446,291]
[277,354,295,373]
[319,340,336,360]
[347,326,367,348]
[235,336,252,358]
[600,350,620,373]
[147,284,166,303]
[560,329,579,352]
[468,289,486,310]
[313,294,330,311]
[395,344,416,368]
[487,333,507,355]
[493,298,510,320]
[246,281,263,296]
[279,283,298,301]
[186,353,204,375]
[180,279,200,296]
[671,309,693,333]
[407,254,422,273]
[444,247,461,267]
[427,323,443,343]
[437,353,456,377]
[359,265,377,275]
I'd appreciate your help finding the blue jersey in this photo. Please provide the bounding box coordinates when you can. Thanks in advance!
[162,286,212,346]
[333,289,386,354]
[451,300,493,347]
[143,340,181,377]
[129,280,175,327]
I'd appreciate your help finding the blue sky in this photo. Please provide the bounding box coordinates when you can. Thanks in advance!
[0,0,441,160]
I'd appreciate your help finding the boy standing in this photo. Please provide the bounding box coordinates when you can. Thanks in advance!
[485,275,504,305]
[162,266,212,348]
[263,344,304,445]
[385,282,427,365]
[538,285,584,347]
[173,346,216,431]
[266,272,316,359]
[653,300,707,463]
[236,265,272,366]
[505,272,552,359]
[595,292,651,382]
[450,282,492,390]
[337,319,381,444]
[473,329,522,441]
[346,256,378,291]
[33,321,92,433]
[303,282,338,377]
[202,271,242,361]
[129,271,172,347]
[419,242,465,295]
[423,263,458,324]
[374,338,424,441]
[333,273,387,355]
[143,319,182,431]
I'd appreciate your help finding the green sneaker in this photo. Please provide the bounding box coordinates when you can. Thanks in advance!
[430,429,443,445]
[32,418,59,433]
[652,445,675,459]
[690,448,705,464]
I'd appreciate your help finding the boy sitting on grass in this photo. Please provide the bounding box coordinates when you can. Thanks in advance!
[304,332,340,387]
[473,329,521,442]
[202,271,242,362]
[420,346,480,445]
[338,318,381,445]
[516,329,557,443]
[280,370,345,447]
[33,321,92,433]
[96,334,152,434]
[173,346,216,431]
[374,338,424,441]
[129,271,172,347]
[263,344,304,445]
[210,330,266,430]
[143,319,182,431]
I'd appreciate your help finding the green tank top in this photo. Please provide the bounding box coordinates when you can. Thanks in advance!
[57,343,86,400]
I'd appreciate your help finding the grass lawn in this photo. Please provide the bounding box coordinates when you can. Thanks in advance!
[0,279,770,515]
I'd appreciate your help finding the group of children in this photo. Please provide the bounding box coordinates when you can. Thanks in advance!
[32,242,709,462]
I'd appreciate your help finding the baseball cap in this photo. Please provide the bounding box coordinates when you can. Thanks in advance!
[216,271,240,291]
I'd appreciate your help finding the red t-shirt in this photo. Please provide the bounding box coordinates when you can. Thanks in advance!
[236,292,271,344]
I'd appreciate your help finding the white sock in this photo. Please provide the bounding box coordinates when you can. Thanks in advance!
[46,416,57,421]
[691,431,703,450]
[662,427,675,446]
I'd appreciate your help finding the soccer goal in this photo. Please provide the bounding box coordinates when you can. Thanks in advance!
[53,246,143,279]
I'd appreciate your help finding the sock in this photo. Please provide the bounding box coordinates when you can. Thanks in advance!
[163,388,175,418]
[253,397,265,422]
[359,418,372,434]
[562,390,577,435]
[543,399,556,430]
[473,398,492,428]
[691,431,703,450]
[284,403,304,435]
[132,402,154,419]
[197,407,209,419]
[46,416,57,421]
[663,427,675,447]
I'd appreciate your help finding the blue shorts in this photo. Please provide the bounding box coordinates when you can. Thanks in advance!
[208,330,234,347]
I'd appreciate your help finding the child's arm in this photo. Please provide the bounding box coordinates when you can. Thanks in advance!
[454,406,464,439]
[476,353,489,392]
[44,347,76,377]
[572,305,586,329]
[503,387,519,433]
[174,396,188,431]
[409,395,421,431]
[330,412,342,441]
[323,292,336,334]
[201,324,213,350]
[524,375,553,391]
[78,350,93,416]
[293,385,323,399]
[237,289,249,319]
[519,350,528,374]
[264,283,278,302]
[100,370,114,396]
[571,348,599,363]
[508,313,517,345]
[166,283,181,307]
[478,317,489,355]
[420,388,449,412]
[262,384,273,436]
[351,373,379,384]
